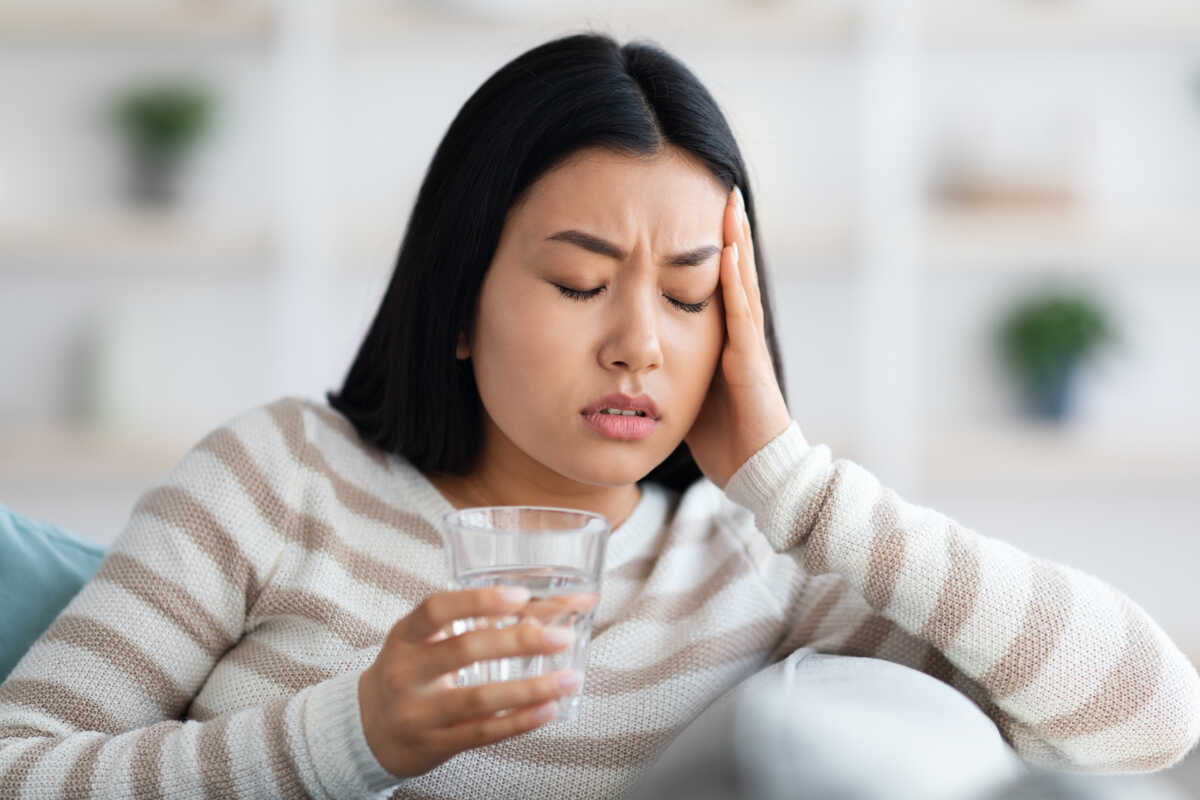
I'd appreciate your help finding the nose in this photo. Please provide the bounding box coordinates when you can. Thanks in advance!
[598,279,664,373]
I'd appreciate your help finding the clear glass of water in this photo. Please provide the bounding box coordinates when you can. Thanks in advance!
[439,506,609,723]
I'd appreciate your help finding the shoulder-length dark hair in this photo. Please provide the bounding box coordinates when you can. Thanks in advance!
[327,31,788,494]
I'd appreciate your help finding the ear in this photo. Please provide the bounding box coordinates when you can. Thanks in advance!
[456,330,470,360]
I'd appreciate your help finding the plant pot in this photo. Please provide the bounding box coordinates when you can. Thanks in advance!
[128,150,183,208]
[1023,359,1078,421]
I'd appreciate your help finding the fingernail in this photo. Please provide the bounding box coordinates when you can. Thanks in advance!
[556,670,583,693]
[497,586,531,605]
[734,185,745,213]
[731,241,739,264]
[543,627,573,647]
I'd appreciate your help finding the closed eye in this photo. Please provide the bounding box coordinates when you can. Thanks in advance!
[553,283,710,314]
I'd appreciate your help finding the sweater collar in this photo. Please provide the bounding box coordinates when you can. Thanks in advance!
[393,455,669,571]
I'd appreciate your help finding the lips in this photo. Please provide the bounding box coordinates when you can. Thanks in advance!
[581,393,661,420]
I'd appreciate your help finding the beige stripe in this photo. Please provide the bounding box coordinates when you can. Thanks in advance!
[835,610,901,658]
[196,426,294,533]
[263,397,312,463]
[862,488,906,610]
[1031,593,1166,740]
[592,549,753,638]
[586,615,778,697]
[485,723,684,768]
[135,485,263,611]
[919,522,981,650]
[786,456,838,552]
[0,724,51,739]
[265,400,442,550]
[185,701,218,722]
[293,398,392,471]
[262,696,306,797]
[920,640,962,688]
[63,735,107,797]
[94,553,232,659]
[223,638,336,693]
[800,463,846,575]
[128,720,176,800]
[196,714,234,800]
[1108,747,1188,771]
[0,679,123,733]
[0,736,56,796]
[607,554,656,582]
[977,559,1074,698]
[39,614,191,716]
[288,512,442,598]
[991,710,1075,765]
[768,576,851,662]
[252,587,386,648]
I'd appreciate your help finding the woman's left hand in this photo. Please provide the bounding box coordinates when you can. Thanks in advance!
[683,185,793,491]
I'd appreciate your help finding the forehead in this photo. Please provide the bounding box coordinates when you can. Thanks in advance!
[508,147,729,233]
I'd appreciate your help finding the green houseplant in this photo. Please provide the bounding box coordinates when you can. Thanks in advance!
[996,289,1117,421]
[112,80,214,207]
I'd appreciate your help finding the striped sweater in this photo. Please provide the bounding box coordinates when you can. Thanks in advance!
[1,396,1198,799]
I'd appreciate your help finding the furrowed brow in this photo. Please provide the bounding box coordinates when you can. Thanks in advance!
[546,230,720,267]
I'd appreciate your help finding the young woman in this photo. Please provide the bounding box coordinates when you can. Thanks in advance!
[2,32,1197,800]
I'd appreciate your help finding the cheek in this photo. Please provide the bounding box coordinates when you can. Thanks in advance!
[472,293,574,399]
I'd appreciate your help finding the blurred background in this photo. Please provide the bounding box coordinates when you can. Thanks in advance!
[1,0,1198,795]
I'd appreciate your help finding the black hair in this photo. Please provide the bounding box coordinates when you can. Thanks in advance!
[326,31,788,494]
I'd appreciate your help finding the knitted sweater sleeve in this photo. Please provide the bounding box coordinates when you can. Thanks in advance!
[723,419,1200,774]
[0,399,402,798]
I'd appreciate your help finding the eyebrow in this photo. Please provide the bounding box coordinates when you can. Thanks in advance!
[545,229,720,267]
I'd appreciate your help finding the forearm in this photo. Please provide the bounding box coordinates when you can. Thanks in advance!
[0,669,400,799]
[724,420,1200,771]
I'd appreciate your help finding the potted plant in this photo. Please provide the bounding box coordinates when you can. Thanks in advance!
[112,80,214,208]
[996,289,1118,421]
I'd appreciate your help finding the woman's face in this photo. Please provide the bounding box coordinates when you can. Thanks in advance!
[457,145,728,492]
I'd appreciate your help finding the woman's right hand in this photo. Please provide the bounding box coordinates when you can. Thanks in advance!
[357,586,595,779]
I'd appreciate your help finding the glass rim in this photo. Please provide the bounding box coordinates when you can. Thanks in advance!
[442,505,610,532]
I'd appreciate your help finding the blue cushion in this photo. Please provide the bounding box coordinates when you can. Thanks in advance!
[0,503,108,682]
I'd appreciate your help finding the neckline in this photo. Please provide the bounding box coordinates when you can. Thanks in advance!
[396,456,664,559]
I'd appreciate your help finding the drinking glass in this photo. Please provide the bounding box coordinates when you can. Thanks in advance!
[440,506,609,723]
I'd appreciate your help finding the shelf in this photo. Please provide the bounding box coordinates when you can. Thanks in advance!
[918,422,1200,492]
[922,0,1200,49]
[0,2,274,45]
[0,213,276,277]
[12,206,1199,280]
[922,207,1200,273]
[0,422,196,483]
[336,2,860,50]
